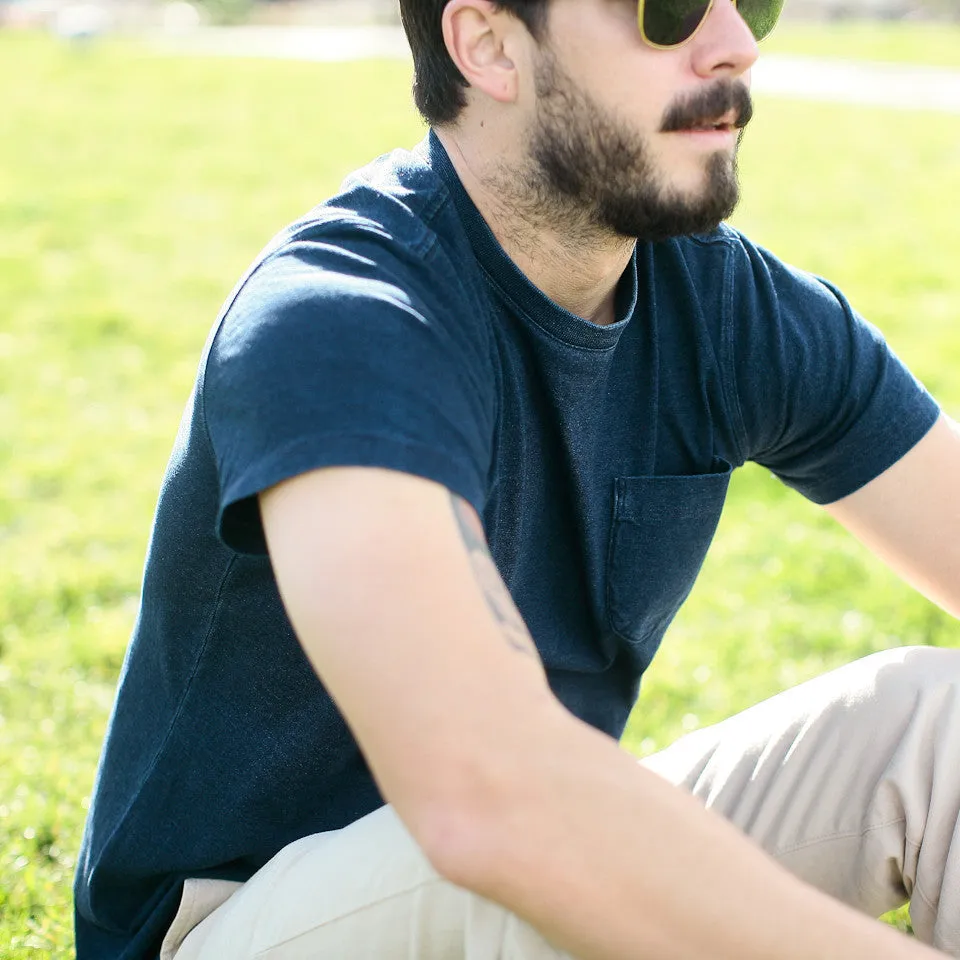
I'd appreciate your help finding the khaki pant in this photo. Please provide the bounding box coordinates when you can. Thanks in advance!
[163,646,960,959]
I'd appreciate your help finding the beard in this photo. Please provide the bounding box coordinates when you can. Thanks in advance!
[515,49,753,244]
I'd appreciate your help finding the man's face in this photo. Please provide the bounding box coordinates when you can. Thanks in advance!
[516,0,758,242]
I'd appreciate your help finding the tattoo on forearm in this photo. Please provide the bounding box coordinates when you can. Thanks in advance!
[450,496,539,659]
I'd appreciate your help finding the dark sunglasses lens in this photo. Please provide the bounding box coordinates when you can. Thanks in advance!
[643,0,712,46]
[735,0,784,40]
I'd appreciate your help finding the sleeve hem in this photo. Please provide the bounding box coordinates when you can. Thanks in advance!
[217,433,488,555]
[783,401,941,506]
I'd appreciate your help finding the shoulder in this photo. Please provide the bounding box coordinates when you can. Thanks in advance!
[662,224,797,285]
[659,224,857,324]
[257,146,466,297]
[210,146,488,363]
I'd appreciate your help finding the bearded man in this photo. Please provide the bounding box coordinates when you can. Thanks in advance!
[75,1,960,958]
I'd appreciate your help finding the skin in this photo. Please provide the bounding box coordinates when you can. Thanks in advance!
[260,0,959,956]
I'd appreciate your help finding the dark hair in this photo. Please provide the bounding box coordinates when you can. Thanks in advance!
[399,0,550,126]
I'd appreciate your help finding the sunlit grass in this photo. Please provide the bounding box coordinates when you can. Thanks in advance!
[766,18,960,66]
[1,28,958,956]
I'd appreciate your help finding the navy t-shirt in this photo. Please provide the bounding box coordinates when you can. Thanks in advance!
[74,131,939,959]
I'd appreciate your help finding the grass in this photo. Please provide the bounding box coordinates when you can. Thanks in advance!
[766,18,960,66]
[1,26,958,957]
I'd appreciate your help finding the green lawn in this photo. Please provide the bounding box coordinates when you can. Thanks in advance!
[766,19,960,66]
[1,28,958,957]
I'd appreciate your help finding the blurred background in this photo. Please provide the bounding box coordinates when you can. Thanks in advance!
[1,0,959,955]
[1,0,959,34]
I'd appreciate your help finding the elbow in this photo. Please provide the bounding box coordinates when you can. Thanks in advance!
[385,699,569,893]
[412,786,509,892]
[403,757,529,894]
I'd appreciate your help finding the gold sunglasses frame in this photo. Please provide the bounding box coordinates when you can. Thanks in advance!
[637,0,778,51]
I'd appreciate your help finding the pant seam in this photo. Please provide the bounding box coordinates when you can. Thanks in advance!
[913,883,937,912]
[908,835,940,914]
[250,875,451,959]
[773,814,909,859]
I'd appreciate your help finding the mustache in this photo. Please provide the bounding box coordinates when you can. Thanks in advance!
[660,81,754,132]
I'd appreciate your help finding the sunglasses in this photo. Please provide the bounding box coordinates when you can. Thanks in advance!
[638,0,784,49]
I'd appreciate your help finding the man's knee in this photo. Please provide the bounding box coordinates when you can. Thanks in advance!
[856,645,960,711]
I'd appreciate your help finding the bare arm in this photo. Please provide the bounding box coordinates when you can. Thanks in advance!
[262,467,940,960]
[824,414,960,618]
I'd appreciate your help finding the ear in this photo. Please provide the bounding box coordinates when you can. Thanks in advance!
[441,0,524,107]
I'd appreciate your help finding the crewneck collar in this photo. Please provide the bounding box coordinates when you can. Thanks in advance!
[422,131,638,351]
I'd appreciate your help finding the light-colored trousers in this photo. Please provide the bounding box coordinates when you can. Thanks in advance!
[163,646,960,959]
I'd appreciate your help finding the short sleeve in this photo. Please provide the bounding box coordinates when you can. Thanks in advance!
[729,234,939,504]
[203,220,496,554]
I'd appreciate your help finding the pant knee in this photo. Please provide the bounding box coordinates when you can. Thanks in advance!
[865,646,960,705]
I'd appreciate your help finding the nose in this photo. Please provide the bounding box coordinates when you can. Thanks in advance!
[689,0,759,79]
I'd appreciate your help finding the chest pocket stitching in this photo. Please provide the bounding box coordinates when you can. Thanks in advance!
[604,460,732,661]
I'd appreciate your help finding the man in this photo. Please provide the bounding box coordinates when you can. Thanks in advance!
[74,0,960,957]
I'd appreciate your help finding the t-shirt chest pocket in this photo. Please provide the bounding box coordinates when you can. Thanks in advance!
[606,458,732,667]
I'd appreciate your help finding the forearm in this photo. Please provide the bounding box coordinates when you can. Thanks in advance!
[263,472,941,959]
[448,708,941,960]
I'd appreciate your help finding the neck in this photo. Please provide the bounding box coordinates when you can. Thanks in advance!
[435,127,635,327]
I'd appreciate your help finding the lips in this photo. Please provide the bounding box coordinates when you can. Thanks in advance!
[686,110,740,132]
